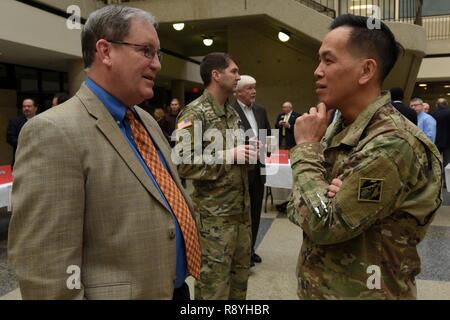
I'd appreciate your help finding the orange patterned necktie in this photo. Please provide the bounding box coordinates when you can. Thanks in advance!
[126,109,201,279]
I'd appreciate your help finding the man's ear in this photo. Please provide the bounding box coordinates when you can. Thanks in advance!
[96,39,113,67]
[211,69,220,83]
[359,58,377,85]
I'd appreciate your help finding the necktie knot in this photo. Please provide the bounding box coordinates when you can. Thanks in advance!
[126,109,136,122]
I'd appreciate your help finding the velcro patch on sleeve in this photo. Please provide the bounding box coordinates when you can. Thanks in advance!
[358,178,383,202]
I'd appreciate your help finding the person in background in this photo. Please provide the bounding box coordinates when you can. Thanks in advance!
[176,52,254,300]
[6,98,38,166]
[161,98,182,147]
[232,75,271,267]
[431,98,450,184]
[154,107,165,123]
[51,92,70,107]
[274,101,299,150]
[410,97,436,143]
[423,102,430,113]
[389,87,417,125]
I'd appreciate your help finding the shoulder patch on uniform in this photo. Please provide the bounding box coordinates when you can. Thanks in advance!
[358,178,383,202]
[177,119,193,129]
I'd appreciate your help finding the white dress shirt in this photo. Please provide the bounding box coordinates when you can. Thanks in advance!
[238,99,258,137]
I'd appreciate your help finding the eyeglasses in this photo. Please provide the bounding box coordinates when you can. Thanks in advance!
[107,40,163,62]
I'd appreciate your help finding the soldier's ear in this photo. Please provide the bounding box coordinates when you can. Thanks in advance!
[211,69,221,83]
[358,58,377,85]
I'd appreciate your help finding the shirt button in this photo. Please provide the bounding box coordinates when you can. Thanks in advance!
[169,230,176,240]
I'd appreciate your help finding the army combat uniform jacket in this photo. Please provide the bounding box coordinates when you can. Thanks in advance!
[175,90,250,217]
[175,90,251,300]
[288,92,442,299]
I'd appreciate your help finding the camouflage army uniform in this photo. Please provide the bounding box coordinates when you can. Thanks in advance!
[175,90,251,300]
[287,92,442,299]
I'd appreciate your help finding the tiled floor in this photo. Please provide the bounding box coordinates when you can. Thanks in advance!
[2,193,450,300]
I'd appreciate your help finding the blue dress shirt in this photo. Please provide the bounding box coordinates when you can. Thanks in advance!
[417,111,437,143]
[85,78,188,288]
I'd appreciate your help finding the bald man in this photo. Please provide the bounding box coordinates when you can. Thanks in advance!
[275,101,299,149]
[6,98,38,166]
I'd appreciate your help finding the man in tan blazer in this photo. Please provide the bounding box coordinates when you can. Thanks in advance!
[8,5,200,300]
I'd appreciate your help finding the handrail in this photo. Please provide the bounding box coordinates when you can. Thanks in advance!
[295,0,336,18]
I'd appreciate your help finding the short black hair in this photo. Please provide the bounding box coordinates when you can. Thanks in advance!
[330,14,402,83]
[389,87,404,101]
[22,98,36,106]
[54,92,70,104]
[200,52,234,87]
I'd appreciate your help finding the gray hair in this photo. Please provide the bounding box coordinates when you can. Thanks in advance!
[236,75,256,90]
[82,5,157,68]
[411,97,423,105]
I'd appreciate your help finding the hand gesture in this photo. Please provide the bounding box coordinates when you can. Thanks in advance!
[294,103,334,144]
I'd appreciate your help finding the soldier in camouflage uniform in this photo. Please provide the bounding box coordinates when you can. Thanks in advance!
[175,53,255,300]
[287,15,442,299]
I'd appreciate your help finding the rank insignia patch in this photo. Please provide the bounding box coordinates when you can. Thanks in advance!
[358,178,383,202]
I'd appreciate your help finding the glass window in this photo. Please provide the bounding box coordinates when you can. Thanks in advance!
[15,66,38,92]
[42,71,60,92]
[0,64,7,78]
[423,0,450,16]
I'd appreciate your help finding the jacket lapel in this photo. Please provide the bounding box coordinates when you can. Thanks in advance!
[233,101,252,132]
[76,84,168,210]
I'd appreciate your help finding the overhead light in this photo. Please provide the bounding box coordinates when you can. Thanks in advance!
[278,30,290,42]
[172,23,185,31]
[447,93,450,96]
[418,83,427,87]
[444,85,450,88]
[202,36,214,47]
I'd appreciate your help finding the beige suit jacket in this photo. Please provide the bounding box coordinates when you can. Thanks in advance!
[8,84,194,299]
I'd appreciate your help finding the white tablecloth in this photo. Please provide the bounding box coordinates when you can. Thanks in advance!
[263,161,293,189]
[0,182,12,211]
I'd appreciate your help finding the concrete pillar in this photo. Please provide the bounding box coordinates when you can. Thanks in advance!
[171,80,185,106]
[68,59,86,97]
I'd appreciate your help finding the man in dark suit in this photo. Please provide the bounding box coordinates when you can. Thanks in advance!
[233,75,271,266]
[390,87,417,125]
[275,101,299,149]
[6,98,38,166]
[431,98,450,183]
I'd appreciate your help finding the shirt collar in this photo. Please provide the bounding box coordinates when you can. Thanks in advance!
[85,78,128,123]
[237,99,252,110]
[327,91,391,148]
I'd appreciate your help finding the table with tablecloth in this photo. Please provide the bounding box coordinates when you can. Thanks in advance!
[0,165,13,212]
[262,150,293,211]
